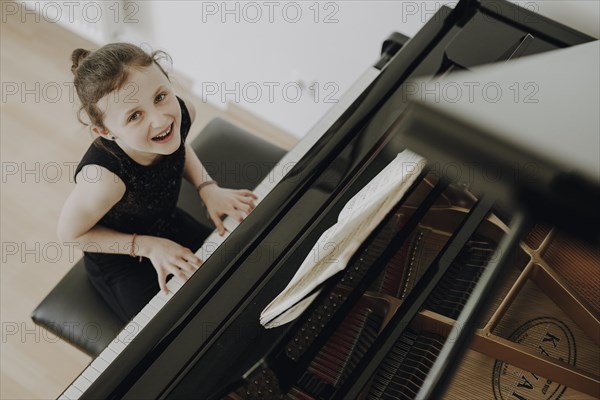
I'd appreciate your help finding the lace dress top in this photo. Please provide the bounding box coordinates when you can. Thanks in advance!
[74,96,192,237]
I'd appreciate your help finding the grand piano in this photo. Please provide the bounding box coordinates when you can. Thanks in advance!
[60,0,599,398]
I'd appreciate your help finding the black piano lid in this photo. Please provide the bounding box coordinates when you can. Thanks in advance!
[398,40,600,243]
[76,1,596,399]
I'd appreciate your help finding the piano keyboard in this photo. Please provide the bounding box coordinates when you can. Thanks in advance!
[59,67,382,399]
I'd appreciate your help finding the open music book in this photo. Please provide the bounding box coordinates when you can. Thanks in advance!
[260,150,427,328]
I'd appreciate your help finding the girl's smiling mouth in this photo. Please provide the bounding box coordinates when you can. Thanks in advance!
[151,122,174,143]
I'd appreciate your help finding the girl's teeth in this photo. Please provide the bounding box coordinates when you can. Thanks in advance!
[153,125,172,140]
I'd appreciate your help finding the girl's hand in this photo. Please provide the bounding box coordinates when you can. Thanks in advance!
[199,185,258,235]
[138,236,203,293]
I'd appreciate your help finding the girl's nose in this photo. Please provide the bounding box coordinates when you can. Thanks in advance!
[149,110,168,130]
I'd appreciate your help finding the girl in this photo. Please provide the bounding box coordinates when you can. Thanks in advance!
[57,42,257,323]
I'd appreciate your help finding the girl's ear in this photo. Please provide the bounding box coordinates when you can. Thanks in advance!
[92,125,116,140]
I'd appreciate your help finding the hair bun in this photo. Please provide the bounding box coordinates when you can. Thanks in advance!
[71,48,91,74]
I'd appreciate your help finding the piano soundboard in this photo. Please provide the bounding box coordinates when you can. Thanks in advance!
[59,0,599,399]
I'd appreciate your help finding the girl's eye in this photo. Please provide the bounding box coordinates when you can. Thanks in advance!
[128,111,141,122]
[155,92,167,103]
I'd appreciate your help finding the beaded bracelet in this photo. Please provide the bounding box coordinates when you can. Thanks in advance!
[130,233,142,262]
[196,180,217,193]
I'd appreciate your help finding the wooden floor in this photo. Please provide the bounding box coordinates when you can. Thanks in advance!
[0,5,297,398]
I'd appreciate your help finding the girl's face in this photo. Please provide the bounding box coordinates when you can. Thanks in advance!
[92,63,182,166]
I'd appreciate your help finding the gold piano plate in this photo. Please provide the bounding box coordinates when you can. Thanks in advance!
[420,223,600,399]
[359,191,599,399]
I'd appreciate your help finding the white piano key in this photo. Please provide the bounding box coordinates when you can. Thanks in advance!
[198,238,218,253]
[146,301,162,316]
[58,395,69,400]
[140,302,160,319]
[149,294,167,309]
[196,249,213,263]
[90,356,109,372]
[108,336,127,353]
[146,298,160,310]
[63,385,82,399]
[154,289,172,302]
[81,364,101,382]
[132,311,151,327]
[215,229,230,239]
[72,375,92,392]
[206,231,222,240]
[98,346,119,364]
[116,321,141,346]
[166,277,184,292]
[113,335,133,350]
[222,217,240,233]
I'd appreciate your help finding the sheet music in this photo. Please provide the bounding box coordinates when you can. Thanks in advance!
[260,150,426,328]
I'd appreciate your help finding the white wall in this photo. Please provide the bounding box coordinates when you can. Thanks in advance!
[44,0,599,138]
[118,1,436,138]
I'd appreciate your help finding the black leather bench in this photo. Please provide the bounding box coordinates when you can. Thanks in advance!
[31,118,287,356]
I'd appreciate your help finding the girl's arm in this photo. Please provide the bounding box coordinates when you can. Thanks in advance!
[179,96,257,235]
[182,143,257,235]
[57,164,126,246]
[57,165,202,292]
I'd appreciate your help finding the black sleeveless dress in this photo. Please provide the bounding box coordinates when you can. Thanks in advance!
[74,97,212,322]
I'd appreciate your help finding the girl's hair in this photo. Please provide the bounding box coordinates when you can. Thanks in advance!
[70,42,172,130]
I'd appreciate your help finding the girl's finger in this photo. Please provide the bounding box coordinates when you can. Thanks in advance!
[210,212,226,236]
[170,265,188,282]
[177,259,196,274]
[181,250,202,269]
[238,203,253,214]
[185,255,203,268]
[232,209,245,223]
[239,189,257,199]
[237,195,256,207]
[236,200,255,214]
[157,269,168,294]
